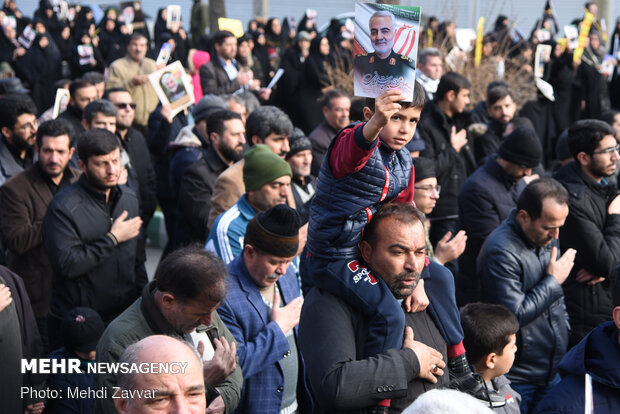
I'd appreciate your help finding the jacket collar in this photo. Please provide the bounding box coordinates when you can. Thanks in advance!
[230,254,271,325]
[487,157,518,189]
[139,281,186,339]
[77,174,121,205]
[205,144,231,173]
[506,209,538,250]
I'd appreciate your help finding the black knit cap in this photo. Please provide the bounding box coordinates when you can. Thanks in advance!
[62,307,105,353]
[497,127,542,168]
[412,157,436,182]
[245,204,301,257]
[286,127,312,159]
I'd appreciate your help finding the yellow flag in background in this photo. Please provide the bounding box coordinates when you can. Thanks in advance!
[574,11,594,63]
[474,17,484,67]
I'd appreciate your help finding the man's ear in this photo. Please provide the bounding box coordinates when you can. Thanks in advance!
[210,132,219,146]
[613,306,620,331]
[516,209,529,226]
[362,107,374,122]
[322,105,330,119]
[576,151,590,167]
[1,126,12,140]
[77,159,87,174]
[160,292,177,310]
[359,240,373,264]
[113,396,129,414]
[251,135,262,146]
[444,89,456,103]
[81,119,90,131]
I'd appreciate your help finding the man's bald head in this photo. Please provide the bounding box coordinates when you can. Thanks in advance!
[114,335,206,413]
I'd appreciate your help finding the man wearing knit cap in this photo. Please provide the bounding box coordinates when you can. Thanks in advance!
[46,307,104,413]
[457,126,542,306]
[287,128,316,224]
[206,144,292,263]
[218,204,311,413]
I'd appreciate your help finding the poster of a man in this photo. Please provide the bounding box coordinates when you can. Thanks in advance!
[160,71,186,103]
[149,60,194,117]
[354,3,420,100]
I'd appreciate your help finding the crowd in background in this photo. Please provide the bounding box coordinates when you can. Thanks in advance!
[0,0,619,414]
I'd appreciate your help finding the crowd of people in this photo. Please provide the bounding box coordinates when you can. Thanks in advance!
[1,0,620,413]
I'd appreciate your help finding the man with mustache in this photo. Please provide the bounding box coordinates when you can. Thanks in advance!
[553,120,620,348]
[299,203,449,412]
[42,129,144,350]
[354,10,416,97]
[218,204,311,413]
[478,178,576,414]
[0,119,80,351]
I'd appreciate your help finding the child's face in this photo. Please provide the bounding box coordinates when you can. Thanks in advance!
[379,105,422,150]
[493,333,517,377]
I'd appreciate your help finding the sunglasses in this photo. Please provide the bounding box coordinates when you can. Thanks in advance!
[114,102,137,110]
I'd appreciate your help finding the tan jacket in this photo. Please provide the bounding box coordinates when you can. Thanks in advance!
[207,159,297,229]
[107,56,159,127]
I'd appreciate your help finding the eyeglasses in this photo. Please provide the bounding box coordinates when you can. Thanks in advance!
[114,102,137,110]
[592,144,620,155]
[14,120,38,132]
[414,185,441,195]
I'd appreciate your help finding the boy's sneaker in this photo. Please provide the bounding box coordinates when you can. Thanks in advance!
[449,370,506,408]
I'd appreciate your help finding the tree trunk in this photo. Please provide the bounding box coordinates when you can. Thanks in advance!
[209,0,226,33]
[253,0,270,19]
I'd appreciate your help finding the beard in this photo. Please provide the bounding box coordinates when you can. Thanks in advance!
[219,142,244,163]
[389,270,421,299]
[84,170,116,191]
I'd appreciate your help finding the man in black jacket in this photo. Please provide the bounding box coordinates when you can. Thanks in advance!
[418,72,476,272]
[43,129,145,350]
[474,83,517,165]
[479,178,576,414]
[174,110,245,247]
[457,127,541,306]
[554,119,620,347]
[57,79,97,142]
[200,30,253,96]
[103,88,157,226]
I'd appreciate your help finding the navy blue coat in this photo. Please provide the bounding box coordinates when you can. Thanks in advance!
[308,123,412,259]
[457,157,525,305]
[478,211,569,386]
[533,321,620,414]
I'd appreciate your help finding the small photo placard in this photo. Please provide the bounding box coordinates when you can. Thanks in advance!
[148,60,194,117]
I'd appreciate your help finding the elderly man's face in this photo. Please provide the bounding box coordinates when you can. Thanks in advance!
[114,338,206,414]
[360,216,426,299]
[370,15,395,58]
[245,245,295,289]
